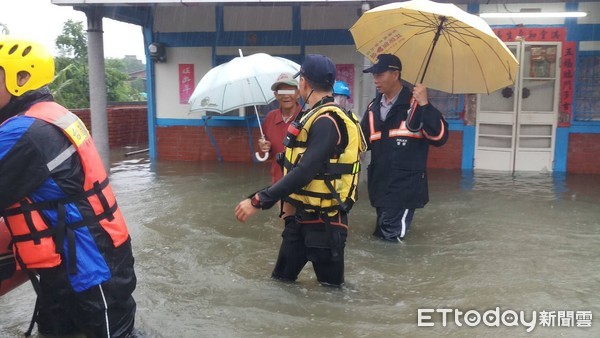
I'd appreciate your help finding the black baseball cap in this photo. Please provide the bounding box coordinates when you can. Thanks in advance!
[362,54,402,74]
[293,54,336,86]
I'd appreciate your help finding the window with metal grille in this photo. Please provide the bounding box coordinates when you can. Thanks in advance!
[427,89,463,120]
[574,55,600,122]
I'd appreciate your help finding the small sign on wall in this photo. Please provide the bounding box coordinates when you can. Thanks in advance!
[335,64,355,104]
[559,41,575,127]
[179,64,195,104]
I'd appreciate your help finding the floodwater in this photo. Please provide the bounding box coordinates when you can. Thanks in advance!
[1,149,599,338]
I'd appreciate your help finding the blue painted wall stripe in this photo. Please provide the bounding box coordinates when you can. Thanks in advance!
[157,29,354,48]
[461,126,475,170]
[447,120,464,131]
[554,128,569,172]
[570,122,600,134]
[157,116,261,128]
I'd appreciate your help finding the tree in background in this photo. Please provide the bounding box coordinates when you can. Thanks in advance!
[106,58,145,102]
[50,20,144,109]
[56,20,88,60]
[122,55,145,74]
[130,77,146,96]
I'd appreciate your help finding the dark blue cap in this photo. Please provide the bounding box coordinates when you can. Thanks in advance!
[293,54,336,87]
[363,54,402,74]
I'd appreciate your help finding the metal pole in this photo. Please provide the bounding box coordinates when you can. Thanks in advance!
[406,15,447,132]
[419,16,447,84]
[86,9,110,172]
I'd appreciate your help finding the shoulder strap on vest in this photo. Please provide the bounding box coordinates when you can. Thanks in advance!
[25,101,68,118]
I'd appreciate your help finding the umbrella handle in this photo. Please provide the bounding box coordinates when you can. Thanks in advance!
[253,107,269,162]
[255,151,269,162]
[406,97,424,133]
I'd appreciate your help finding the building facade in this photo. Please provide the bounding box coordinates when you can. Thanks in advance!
[53,0,600,174]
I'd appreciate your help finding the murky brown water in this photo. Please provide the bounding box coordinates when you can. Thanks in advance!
[1,150,599,337]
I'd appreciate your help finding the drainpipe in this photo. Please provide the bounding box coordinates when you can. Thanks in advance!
[86,7,111,172]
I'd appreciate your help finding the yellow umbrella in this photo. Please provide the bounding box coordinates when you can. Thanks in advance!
[350,0,519,95]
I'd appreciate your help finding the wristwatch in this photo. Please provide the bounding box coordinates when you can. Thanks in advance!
[250,194,261,209]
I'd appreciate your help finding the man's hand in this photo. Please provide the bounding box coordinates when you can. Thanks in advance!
[235,198,259,223]
[258,137,271,153]
[413,83,429,106]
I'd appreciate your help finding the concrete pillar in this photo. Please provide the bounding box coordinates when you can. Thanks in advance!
[359,55,375,120]
[86,10,110,171]
[359,55,374,184]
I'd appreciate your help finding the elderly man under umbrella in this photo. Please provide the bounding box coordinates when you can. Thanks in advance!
[257,72,301,183]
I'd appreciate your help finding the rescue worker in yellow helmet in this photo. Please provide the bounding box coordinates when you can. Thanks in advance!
[235,54,366,287]
[0,37,138,337]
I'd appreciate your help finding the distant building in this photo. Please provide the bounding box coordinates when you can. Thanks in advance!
[128,69,146,82]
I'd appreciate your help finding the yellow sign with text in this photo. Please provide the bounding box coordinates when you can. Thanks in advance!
[64,119,90,147]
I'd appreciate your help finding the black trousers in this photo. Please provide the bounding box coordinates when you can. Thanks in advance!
[374,207,416,240]
[35,239,137,338]
[271,212,348,286]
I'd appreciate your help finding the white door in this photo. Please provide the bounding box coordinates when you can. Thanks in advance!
[475,41,561,172]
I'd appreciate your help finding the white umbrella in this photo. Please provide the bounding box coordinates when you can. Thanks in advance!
[189,52,300,161]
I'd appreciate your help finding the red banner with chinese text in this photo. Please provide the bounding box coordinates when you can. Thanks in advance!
[179,64,195,104]
[559,42,576,127]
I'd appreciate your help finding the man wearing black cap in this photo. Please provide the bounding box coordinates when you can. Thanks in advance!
[361,53,448,243]
[235,54,365,287]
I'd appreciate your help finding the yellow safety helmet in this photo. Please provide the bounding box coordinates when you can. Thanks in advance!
[0,37,55,97]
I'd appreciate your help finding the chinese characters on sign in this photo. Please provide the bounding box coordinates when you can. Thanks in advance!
[179,64,195,104]
[366,29,406,61]
[492,27,574,127]
[493,27,566,43]
[417,307,593,332]
[559,42,576,126]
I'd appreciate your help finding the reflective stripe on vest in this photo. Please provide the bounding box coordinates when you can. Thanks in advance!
[422,120,446,141]
[368,110,423,142]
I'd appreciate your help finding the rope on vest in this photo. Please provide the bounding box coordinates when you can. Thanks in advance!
[54,203,77,275]
[3,178,112,217]
[1,222,41,337]
[94,181,115,222]
[20,201,41,245]
[4,178,117,278]
[24,272,40,337]
[323,178,348,214]
[12,248,41,337]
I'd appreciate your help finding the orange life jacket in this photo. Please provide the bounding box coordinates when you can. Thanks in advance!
[3,102,129,271]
